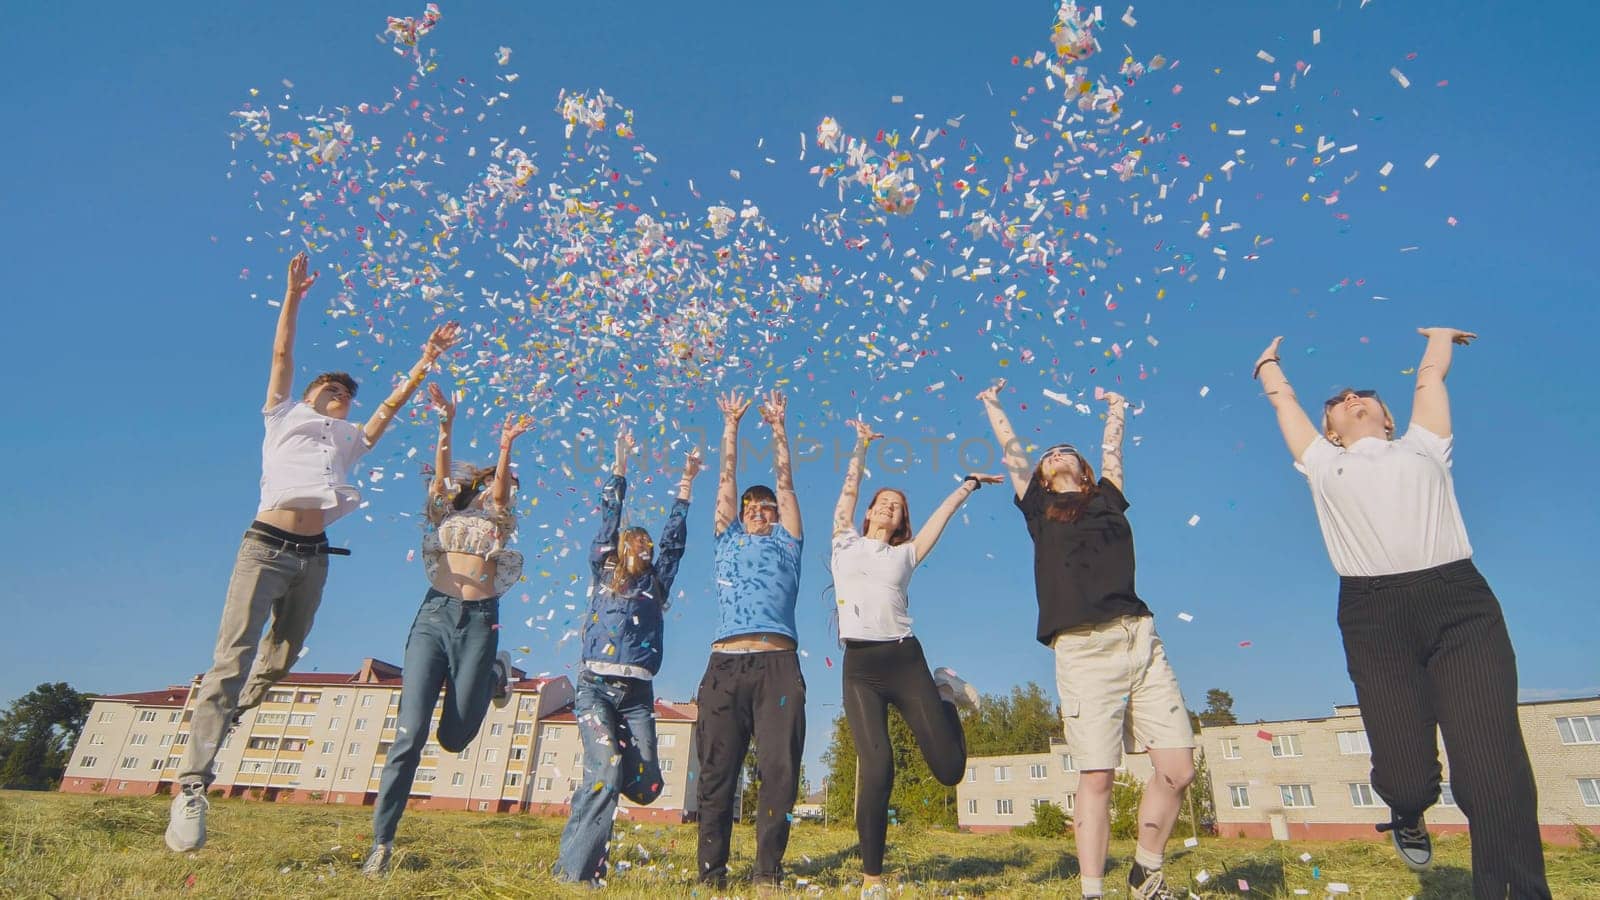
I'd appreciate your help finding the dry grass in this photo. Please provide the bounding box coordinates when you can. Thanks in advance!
[1,790,1596,897]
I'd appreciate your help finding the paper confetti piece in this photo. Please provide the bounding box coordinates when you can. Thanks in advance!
[1178,612,1194,623]
[1390,68,1410,89]
[1256,729,1273,741]
[1424,153,1440,168]
[1184,836,1199,848]
[1187,514,1201,526]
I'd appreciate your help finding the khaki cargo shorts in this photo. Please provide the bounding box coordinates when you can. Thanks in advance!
[1051,614,1195,770]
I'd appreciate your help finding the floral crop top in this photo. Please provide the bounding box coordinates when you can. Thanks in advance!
[422,495,522,597]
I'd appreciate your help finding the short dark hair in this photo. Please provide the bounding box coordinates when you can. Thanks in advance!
[303,371,358,400]
[740,485,778,510]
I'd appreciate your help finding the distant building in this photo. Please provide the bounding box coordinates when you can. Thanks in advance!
[60,658,699,823]
[956,739,1153,834]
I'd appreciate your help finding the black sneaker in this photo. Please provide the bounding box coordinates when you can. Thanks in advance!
[491,651,513,709]
[1129,863,1178,900]
[1377,814,1433,872]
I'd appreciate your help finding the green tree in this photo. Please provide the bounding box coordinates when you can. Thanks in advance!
[1198,689,1237,727]
[820,712,857,826]
[963,682,1058,756]
[1017,800,1069,837]
[0,683,91,790]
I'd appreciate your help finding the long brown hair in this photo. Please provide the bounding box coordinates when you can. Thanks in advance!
[609,527,653,595]
[861,488,913,546]
[1035,451,1099,523]
[451,465,520,511]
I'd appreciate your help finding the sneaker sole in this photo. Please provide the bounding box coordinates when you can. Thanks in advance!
[1393,839,1432,872]
[164,826,202,853]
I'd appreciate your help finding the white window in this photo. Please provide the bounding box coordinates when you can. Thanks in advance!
[506,773,522,787]
[661,758,675,772]
[662,785,673,798]
[452,772,465,787]
[138,710,158,723]
[129,734,148,746]
[120,757,139,770]
[1270,734,1303,758]
[514,722,533,736]
[567,778,579,792]
[79,756,98,768]
[1348,783,1381,807]
[388,693,399,707]
[1029,764,1048,781]
[296,692,320,704]
[965,767,976,783]
[1337,730,1372,755]
[1230,784,1251,808]
[313,766,328,779]
[272,762,301,775]
[541,751,559,766]
[510,748,527,761]
[340,767,354,781]
[1440,782,1457,807]
[370,766,385,780]
[415,770,437,784]
[166,756,181,769]
[248,737,279,751]
[89,734,105,746]
[347,743,361,756]
[1220,737,1240,760]
[1030,797,1051,809]
[490,724,504,736]
[1060,753,1076,772]
[159,735,172,748]
[1580,778,1600,808]
[966,799,978,814]
[175,733,189,745]
[1063,792,1076,812]
[520,697,537,714]
[477,801,490,811]
[1279,784,1315,808]
[98,711,115,723]
[537,776,554,791]
[996,798,1014,816]
[255,713,286,726]
[542,725,564,740]
[481,749,497,763]
[1556,716,1600,745]
[422,744,439,758]
[355,719,368,732]
[169,711,180,723]
[266,690,295,704]
[382,716,397,731]
[993,765,1011,783]
[333,695,346,707]
[361,695,374,709]
[328,717,341,732]
[659,733,677,748]
[479,774,496,787]
[149,758,164,770]
[458,748,473,761]
[321,741,334,754]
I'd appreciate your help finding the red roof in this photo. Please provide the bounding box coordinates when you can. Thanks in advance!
[95,688,191,708]
[177,658,559,692]
[542,699,697,724]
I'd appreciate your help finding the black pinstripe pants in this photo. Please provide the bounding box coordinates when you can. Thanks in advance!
[1338,558,1550,899]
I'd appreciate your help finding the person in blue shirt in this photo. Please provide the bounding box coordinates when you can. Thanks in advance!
[695,389,806,892]
[556,426,702,885]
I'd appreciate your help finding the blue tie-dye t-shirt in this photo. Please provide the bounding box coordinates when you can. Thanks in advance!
[712,520,803,642]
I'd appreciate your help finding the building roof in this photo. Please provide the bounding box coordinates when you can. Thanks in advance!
[94,688,191,708]
[542,699,698,724]
[1200,694,1600,731]
[175,657,560,692]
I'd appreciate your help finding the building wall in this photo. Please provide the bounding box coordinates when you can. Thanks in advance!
[955,741,1154,833]
[60,698,186,796]
[1202,697,1600,846]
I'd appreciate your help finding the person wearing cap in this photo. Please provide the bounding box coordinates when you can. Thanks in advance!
[166,251,461,854]
[362,387,529,877]
[979,380,1195,900]
[1254,330,1549,898]
[829,418,997,898]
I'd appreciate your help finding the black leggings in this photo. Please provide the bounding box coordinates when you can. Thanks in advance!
[842,636,967,876]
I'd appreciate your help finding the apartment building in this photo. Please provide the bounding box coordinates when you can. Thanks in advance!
[60,658,702,824]
[1203,695,1600,846]
[957,739,1154,833]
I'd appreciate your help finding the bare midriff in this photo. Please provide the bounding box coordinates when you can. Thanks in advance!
[429,551,500,602]
[256,507,329,536]
[711,633,797,652]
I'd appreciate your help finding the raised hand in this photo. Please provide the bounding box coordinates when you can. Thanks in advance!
[500,413,533,446]
[615,426,638,461]
[427,383,455,422]
[1254,336,1284,378]
[1101,390,1127,409]
[1417,327,1477,346]
[286,251,319,302]
[682,448,705,481]
[717,391,751,423]
[846,418,883,447]
[976,378,1006,405]
[758,389,788,426]
[422,322,463,362]
[966,473,1005,486]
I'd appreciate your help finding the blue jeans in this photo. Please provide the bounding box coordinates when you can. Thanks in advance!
[556,671,663,883]
[371,589,500,845]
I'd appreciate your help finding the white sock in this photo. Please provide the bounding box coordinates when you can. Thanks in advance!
[1082,875,1104,898]
[1134,845,1164,871]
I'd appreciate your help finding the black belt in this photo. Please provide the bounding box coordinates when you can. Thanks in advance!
[245,529,352,556]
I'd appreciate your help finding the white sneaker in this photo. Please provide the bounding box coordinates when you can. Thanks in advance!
[933,667,981,711]
[362,843,393,877]
[491,651,513,709]
[164,783,209,852]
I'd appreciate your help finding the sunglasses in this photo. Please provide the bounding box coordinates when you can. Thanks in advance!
[1324,389,1379,409]
[744,502,779,513]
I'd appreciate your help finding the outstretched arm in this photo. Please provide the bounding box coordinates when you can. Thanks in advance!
[654,449,703,599]
[833,419,881,536]
[1099,390,1128,492]
[713,392,750,536]
[425,384,454,524]
[1254,336,1321,462]
[491,413,532,511]
[912,473,1004,564]
[1412,327,1476,438]
[363,322,462,447]
[589,428,634,579]
[265,252,319,410]
[761,390,803,540]
[978,379,1033,499]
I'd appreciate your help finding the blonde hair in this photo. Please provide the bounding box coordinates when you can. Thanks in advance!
[1321,392,1397,447]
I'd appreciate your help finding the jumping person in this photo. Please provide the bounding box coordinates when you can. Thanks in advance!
[980,381,1195,900]
[167,252,461,853]
[362,387,530,875]
[556,427,702,884]
[1253,330,1550,898]
[831,418,994,898]
[695,389,806,893]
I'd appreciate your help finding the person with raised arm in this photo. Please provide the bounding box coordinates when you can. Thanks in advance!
[694,389,806,893]
[1253,330,1549,898]
[167,252,461,853]
[362,391,530,876]
[556,427,702,885]
[831,418,997,898]
[979,380,1196,900]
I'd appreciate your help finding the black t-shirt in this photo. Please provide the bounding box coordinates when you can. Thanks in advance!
[1014,476,1151,645]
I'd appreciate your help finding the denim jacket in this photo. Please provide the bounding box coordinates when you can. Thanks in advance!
[580,474,689,676]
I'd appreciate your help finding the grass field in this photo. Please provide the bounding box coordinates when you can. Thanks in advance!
[1,790,1595,898]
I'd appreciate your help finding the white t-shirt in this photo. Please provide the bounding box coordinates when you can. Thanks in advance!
[831,529,919,641]
[1295,425,1472,577]
[257,400,371,525]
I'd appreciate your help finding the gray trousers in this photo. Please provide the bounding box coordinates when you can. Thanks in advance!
[178,535,329,786]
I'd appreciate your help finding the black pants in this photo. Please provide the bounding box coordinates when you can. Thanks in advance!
[842,636,967,876]
[1338,558,1549,899]
[693,650,806,886]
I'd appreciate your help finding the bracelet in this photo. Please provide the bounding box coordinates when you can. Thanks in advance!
[962,475,981,491]
[1252,357,1282,380]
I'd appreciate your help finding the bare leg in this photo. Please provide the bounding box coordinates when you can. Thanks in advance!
[1135,747,1196,858]
[1073,769,1115,880]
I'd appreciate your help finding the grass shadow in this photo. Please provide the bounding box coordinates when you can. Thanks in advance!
[1416,865,1473,899]
[1210,853,1287,896]
[1026,848,1081,884]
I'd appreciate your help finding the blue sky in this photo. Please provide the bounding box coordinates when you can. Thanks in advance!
[2,0,1597,786]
